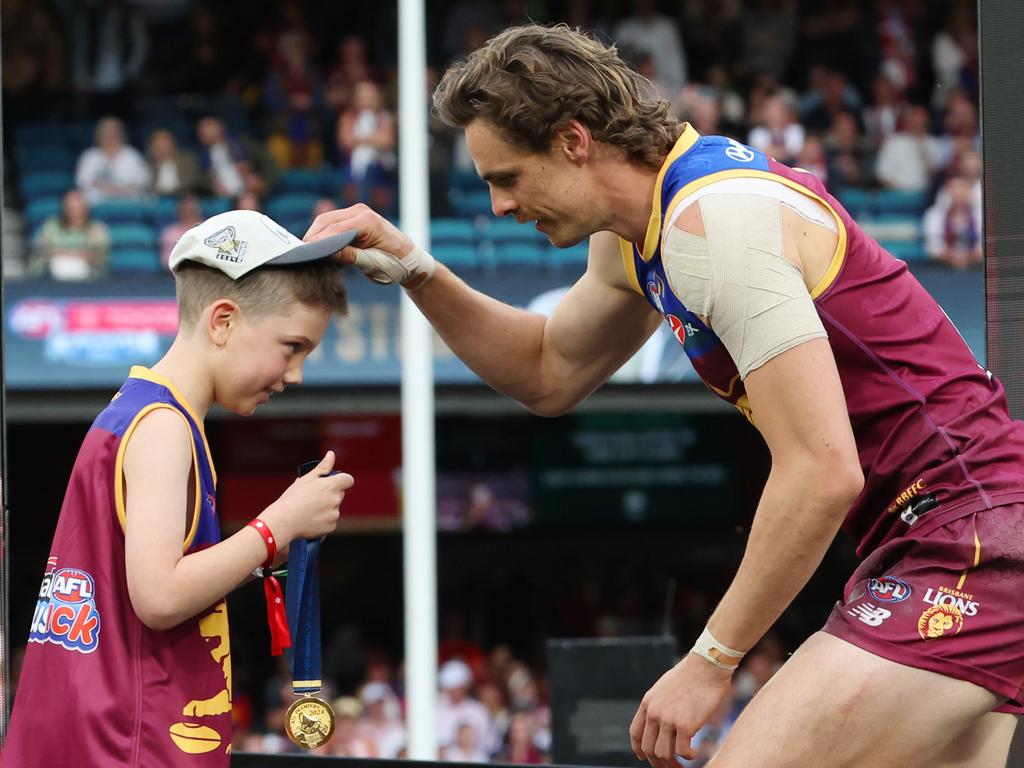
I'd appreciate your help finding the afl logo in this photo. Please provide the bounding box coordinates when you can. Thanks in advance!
[867,576,912,603]
[51,568,95,603]
[725,139,755,163]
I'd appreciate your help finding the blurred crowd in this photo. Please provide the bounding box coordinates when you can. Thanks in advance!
[1,0,983,283]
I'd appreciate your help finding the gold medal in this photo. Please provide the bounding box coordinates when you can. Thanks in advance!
[284,695,336,749]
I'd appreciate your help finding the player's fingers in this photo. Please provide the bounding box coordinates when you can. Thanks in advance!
[653,722,679,766]
[629,704,647,759]
[640,717,660,764]
[328,472,355,491]
[673,727,696,762]
[306,204,371,240]
[317,450,336,473]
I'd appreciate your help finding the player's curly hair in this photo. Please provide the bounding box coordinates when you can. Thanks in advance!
[433,24,681,170]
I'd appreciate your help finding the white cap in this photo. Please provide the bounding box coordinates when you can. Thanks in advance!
[438,659,473,690]
[360,681,394,705]
[168,209,356,279]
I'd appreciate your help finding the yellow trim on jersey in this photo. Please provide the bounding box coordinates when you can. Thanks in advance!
[129,365,216,484]
[617,124,701,294]
[114,403,202,552]
[662,169,849,300]
[619,239,644,296]
[955,522,982,591]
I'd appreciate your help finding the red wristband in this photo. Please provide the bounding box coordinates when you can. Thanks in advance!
[247,518,291,656]
[247,518,277,570]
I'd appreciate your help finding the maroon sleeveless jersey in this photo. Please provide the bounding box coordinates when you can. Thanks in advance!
[621,127,1024,556]
[4,367,232,767]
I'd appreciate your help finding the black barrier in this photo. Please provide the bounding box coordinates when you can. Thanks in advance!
[233,757,599,768]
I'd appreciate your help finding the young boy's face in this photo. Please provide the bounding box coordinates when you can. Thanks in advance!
[216,301,331,415]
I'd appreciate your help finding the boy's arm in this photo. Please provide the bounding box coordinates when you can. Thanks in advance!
[123,408,350,630]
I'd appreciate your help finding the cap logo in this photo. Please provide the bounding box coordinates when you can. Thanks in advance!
[204,226,248,263]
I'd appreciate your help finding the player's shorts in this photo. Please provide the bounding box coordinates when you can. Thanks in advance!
[823,502,1024,714]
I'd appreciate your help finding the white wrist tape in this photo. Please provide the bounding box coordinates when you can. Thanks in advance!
[351,244,435,289]
[690,626,745,671]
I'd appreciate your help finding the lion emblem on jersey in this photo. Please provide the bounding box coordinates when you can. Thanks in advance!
[917,604,963,640]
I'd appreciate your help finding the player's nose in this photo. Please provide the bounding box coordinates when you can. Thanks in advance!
[490,189,517,218]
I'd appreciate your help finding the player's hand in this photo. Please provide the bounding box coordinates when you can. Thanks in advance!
[262,451,354,542]
[629,653,733,768]
[305,203,415,265]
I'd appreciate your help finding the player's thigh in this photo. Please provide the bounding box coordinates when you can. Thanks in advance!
[706,632,1002,768]
[929,713,1018,768]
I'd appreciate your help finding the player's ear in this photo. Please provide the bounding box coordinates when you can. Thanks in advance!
[207,299,240,346]
[556,120,591,165]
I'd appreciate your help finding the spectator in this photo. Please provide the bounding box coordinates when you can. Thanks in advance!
[923,175,982,271]
[612,0,687,96]
[75,116,151,205]
[931,0,979,107]
[336,80,397,213]
[737,0,796,83]
[863,74,907,150]
[747,93,805,165]
[443,722,490,763]
[29,189,109,280]
[874,105,942,192]
[329,697,378,757]
[2,0,64,120]
[181,6,234,96]
[436,659,494,755]
[495,711,546,764]
[800,67,861,135]
[264,31,325,169]
[794,134,828,183]
[236,191,262,211]
[324,35,377,113]
[196,116,278,199]
[312,197,337,223]
[824,110,874,189]
[68,0,148,115]
[159,194,202,267]
[672,85,722,137]
[357,682,406,759]
[148,129,203,198]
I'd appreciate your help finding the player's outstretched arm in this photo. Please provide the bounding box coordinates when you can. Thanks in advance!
[630,337,864,767]
[307,208,660,415]
[123,410,352,630]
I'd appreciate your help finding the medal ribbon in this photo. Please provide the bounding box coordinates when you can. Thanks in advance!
[286,461,327,694]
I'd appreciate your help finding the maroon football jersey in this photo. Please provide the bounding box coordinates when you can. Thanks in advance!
[4,368,232,767]
[622,127,1024,555]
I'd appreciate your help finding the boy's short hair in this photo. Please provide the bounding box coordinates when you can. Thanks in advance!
[174,259,348,328]
[168,209,353,326]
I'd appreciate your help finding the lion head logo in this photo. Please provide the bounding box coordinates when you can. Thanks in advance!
[917,604,964,640]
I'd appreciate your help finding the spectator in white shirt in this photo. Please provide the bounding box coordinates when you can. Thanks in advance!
[613,0,687,96]
[875,105,943,192]
[747,93,805,165]
[75,116,151,205]
[436,659,495,757]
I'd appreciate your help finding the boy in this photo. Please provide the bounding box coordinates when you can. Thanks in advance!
[4,210,356,767]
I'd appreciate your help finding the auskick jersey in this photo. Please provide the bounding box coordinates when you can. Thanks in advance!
[4,367,232,768]
[620,125,1024,555]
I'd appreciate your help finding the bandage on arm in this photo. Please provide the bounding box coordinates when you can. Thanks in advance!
[661,189,829,379]
[352,244,436,289]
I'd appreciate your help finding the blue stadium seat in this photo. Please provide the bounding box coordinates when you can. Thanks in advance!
[109,223,157,249]
[91,199,149,224]
[152,196,182,228]
[13,121,69,147]
[20,171,75,199]
[880,239,926,262]
[278,169,327,194]
[267,193,320,222]
[484,217,544,245]
[430,218,478,246]
[493,243,544,268]
[448,167,485,192]
[875,189,928,216]
[199,197,232,218]
[450,189,493,218]
[436,244,480,269]
[109,247,161,273]
[25,197,62,229]
[834,187,874,218]
[17,146,76,173]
